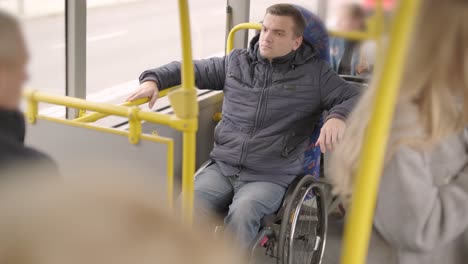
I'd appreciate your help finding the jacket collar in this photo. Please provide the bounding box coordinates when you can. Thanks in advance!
[0,109,25,144]
[255,48,295,64]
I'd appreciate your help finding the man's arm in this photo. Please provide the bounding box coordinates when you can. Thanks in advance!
[139,56,227,91]
[319,61,360,120]
[315,61,360,153]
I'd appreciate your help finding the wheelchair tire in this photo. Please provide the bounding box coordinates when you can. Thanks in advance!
[277,175,328,264]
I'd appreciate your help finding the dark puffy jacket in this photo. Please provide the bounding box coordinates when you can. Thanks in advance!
[140,35,359,187]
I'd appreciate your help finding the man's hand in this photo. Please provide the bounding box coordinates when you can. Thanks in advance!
[356,62,370,75]
[315,118,346,153]
[126,81,159,109]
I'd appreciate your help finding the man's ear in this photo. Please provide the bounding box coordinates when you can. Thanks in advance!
[292,36,303,51]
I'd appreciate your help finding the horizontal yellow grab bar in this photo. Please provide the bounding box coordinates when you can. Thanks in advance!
[38,114,174,145]
[29,91,130,117]
[75,87,174,123]
[328,30,377,41]
[25,90,193,132]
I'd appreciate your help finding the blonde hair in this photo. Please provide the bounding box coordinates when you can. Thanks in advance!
[0,10,22,66]
[329,0,468,202]
[0,171,242,264]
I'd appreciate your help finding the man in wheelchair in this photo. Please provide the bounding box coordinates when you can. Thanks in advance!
[127,3,359,257]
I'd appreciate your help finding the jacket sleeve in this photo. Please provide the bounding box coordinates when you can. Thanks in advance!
[318,60,360,121]
[138,56,227,91]
[373,133,468,252]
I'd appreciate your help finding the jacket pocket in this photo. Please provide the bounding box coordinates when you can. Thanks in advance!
[213,120,225,144]
[281,132,309,158]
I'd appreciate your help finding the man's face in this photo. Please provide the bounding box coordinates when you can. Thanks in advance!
[259,13,303,61]
[0,33,29,111]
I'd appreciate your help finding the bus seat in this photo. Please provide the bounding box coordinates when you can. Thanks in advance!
[294,5,330,62]
[294,5,330,177]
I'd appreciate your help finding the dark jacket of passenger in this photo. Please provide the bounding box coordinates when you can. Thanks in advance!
[0,109,57,176]
[139,35,359,187]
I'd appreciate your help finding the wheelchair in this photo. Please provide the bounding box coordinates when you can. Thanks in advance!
[193,7,368,264]
[194,157,334,264]
[251,170,333,264]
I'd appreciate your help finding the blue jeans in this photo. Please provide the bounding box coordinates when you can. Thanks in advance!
[194,162,286,249]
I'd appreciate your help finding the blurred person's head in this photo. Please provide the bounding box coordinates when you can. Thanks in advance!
[336,3,367,32]
[0,171,242,264]
[0,10,28,111]
[259,4,305,61]
[329,0,468,202]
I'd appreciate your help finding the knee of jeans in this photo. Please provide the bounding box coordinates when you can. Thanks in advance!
[228,198,264,222]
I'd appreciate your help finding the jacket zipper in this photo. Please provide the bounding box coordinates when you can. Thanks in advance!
[256,64,272,130]
[238,63,272,166]
[252,63,272,135]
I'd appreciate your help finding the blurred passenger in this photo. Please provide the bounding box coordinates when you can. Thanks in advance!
[329,3,375,77]
[0,172,243,264]
[0,10,57,175]
[126,3,359,250]
[329,0,468,263]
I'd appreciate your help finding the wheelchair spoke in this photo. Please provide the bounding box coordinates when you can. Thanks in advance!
[286,186,322,264]
[278,176,328,264]
[300,190,317,263]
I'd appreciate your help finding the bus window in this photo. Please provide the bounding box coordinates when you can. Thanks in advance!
[85,0,226,104]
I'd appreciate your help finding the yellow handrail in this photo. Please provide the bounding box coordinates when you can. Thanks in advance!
[24,88,200,211]
[341,1,421,264]
[24,90,176,210]
[226,24,381,52]
[24,90,193,132]
[75,88,173,123]
[75,97,149,123]
[226,23,262,54]
[179,1,194,91]
[177,0,198,226]
[328,30,377,41]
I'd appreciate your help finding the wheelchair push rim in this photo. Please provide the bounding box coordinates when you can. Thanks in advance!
[277,175,328,264]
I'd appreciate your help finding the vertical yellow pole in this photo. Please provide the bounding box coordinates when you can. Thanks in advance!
[167,140,175,210]
[24,90,38,124]
[182,131,196,225]
[178,0,197,226]
[178,0,195,90]
[341,1,421,264]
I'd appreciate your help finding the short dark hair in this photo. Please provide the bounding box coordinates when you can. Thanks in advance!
[266,4,306,37]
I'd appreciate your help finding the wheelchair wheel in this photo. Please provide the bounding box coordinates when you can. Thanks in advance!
[277,175,328,264]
